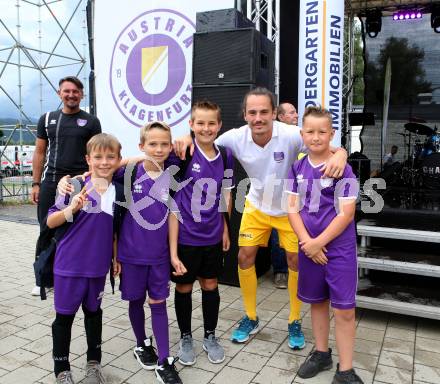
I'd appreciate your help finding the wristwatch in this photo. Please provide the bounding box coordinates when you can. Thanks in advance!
[32,181,41,187]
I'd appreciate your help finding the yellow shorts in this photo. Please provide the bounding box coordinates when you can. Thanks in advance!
[238,200,298,253]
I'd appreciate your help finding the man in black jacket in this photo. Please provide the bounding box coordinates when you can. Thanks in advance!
[31,76,101,295]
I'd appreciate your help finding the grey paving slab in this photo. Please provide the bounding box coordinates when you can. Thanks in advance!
[2,219,440,383]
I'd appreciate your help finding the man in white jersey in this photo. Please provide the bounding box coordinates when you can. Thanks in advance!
[174,88,347,349]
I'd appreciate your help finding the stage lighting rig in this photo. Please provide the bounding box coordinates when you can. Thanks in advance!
[366,9,382,38]
[431,4,440,33]
[392,10,422,21]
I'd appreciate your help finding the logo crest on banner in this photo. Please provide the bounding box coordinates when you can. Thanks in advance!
[110,9,195,127]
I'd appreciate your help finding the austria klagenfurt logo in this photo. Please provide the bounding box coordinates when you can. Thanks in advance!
[110,9,195,127]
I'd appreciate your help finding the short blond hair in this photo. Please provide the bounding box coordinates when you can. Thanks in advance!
[87,133,121,157]
[302,105,333,127]
[140,121,172,145]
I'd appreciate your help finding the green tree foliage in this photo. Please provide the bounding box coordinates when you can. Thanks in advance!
[365,37,431,105]
[352,24,364,105]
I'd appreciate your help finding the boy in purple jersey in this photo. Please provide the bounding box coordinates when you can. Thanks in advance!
[286,106,363,384]
[115,121,185,384]
[169,101,234,366]
[47,133,121,384]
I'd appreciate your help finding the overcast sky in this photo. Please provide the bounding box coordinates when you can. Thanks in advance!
[0,0,90,121]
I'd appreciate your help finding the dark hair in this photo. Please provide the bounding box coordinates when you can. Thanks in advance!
[191,100,222,122]
[242,87,276,112]
[302,105,333,126]
[59,76,84,90]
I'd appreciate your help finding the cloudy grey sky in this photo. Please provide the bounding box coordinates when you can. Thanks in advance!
[0,0,90,121]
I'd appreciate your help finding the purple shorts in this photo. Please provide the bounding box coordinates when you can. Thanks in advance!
[297,246,357,310]
[120,262,170,301]
[54,275,106,315]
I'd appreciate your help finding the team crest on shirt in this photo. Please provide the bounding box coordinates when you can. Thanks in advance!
[191,163,201,173]
[296,174,304,183]
[77,119,87,127]
[134,184,143,194]
[110,9,194,128]
[50,119,57,125]
[320,177,334,188]
[273,151,285,163]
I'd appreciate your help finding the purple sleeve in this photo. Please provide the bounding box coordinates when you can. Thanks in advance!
[36,114,48,140]
[166,151,183,168]
[225,147,235,188]
[335,165,359,199]
[287,165,298,194]
[112,166,126,184]
[47,194,70,217]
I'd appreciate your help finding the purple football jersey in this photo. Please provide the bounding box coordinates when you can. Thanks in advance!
[288,156,359,255]
[174,143,234,246]
[48,178,116,278]
[116,164,172,265]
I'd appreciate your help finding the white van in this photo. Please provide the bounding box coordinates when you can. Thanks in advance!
[0,145,34,176]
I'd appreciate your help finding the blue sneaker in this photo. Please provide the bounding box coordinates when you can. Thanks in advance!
[288,320,306,349]
[230,315,259,343]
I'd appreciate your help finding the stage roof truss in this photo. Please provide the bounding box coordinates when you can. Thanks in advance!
[348,0,439,16]
[0,0,88,177]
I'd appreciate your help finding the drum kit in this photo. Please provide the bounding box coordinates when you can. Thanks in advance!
[392,122,440,189]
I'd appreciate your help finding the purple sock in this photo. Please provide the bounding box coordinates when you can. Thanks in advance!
[149,301,169,364]
[129,298,147,347]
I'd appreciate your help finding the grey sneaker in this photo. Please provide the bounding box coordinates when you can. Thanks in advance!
[56,371,75,384]
[177,335,196,365]
[83,361,106,384]
[273,273,288,289]
[203,334,225,364]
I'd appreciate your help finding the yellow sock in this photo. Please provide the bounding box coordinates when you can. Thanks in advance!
[238,265,258,320]
[288,268,302,323]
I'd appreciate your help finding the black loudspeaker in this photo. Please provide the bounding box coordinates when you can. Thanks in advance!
[192,27,275,286]
[348,112,375,126]
[193,28,275,90]
[192,84,250,132]
[196,8,254,33]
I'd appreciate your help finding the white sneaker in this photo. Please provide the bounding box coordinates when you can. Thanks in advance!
[31,286,40,296]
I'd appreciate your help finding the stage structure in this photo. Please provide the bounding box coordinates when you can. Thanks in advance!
[346,0,440,320]
[0,0,89,184]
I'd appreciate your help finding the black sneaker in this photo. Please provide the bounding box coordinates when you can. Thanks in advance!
[133,336,158,370]
[332,364,364,384]
[155,357,183,384]
[297,348,333,379]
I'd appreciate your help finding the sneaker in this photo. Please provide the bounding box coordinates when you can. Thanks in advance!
[177,334,196,365]
[297,348,333,379]
[56,370,75,384]
[288,320,306,349]
[31,285,40,296]
[332,364,364,384]
[203,334,225,364]
[155,356,183,384]
[230,315,259,343]
[133,336,158,370]
[273,272,288,289]
[83,361,106,384]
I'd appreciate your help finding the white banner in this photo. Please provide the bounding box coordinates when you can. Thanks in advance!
[297,0,345,146]
[94,0,234,156]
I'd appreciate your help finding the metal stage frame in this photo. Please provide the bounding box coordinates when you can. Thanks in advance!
[0,0,88,190]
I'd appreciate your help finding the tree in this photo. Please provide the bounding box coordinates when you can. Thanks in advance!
[352,24,364,105]
[365,37,431,105]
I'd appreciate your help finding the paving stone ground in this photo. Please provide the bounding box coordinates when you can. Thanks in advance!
[1,217,440,384]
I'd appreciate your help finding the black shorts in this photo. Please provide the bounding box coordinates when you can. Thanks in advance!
[171,243,223,284]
